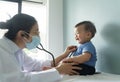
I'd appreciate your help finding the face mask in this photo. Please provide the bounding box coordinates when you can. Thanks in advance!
[26,36,40,50]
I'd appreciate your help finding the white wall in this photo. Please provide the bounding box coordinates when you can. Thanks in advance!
[63,0,120,74]
[47,0,63,57]
[47,0,120,74]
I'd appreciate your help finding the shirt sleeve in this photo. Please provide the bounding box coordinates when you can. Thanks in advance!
[29,68,61,82]
[82,44,95,56]
[23,54,51,72]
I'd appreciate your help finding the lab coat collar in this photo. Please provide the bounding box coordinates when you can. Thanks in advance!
[2,37,21,55]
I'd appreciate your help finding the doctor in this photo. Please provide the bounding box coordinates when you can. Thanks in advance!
[0,13,80,82]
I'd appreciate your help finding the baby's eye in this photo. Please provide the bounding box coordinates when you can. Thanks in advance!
[75,32,80,34]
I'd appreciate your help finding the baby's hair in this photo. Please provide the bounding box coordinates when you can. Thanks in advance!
[75,21,96,38]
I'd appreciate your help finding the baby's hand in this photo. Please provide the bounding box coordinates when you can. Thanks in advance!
[65,46,77,54]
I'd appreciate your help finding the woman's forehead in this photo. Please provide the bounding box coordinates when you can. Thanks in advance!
[31,23,39,31]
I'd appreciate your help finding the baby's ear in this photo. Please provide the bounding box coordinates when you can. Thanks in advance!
[87,32,92,37]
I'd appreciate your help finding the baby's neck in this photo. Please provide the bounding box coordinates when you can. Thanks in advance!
[82,40,91,44]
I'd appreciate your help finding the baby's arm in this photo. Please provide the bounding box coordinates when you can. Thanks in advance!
[51,45,77,66]
[63,52,91,64]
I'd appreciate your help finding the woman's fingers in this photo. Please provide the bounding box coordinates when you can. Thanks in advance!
[56,62,82,75]
[70,63,82,75]
[72,66,82,70]
[69,70,80,75]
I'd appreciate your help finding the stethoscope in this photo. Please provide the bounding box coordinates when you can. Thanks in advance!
[36,43,56,67]
[22,32,56,67]
[68,51,75,57]
[68,49,77,58]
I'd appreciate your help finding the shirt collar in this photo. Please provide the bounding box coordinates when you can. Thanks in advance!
[78,41,91,47]
[3,37,21,55]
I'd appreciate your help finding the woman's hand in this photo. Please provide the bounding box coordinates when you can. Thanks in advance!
[42,66,52,70]
[55,62,81,75]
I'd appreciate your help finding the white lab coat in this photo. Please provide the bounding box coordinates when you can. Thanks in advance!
[0,37,61,82]
[15,46,52,72]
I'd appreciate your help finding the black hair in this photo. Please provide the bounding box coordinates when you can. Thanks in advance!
[75,21,96,38]
[0,13,37,40]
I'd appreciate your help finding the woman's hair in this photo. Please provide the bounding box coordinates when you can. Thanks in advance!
[75,21,96,38]
[0,13,37,40]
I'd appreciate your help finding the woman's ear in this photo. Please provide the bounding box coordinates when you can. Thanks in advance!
[17,31,24,39]
[17,31,29,42]
[18,31,29,39]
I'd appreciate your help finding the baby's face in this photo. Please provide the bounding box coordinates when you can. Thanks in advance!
[74,25,91,44]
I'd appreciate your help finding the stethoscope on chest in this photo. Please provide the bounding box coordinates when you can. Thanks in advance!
[68,51,76,57]
[68,47,78,57]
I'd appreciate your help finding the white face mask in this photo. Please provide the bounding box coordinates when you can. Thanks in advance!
[25,36,40,50]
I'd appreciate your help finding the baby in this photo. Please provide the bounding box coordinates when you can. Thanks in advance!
[63,21,97,75]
